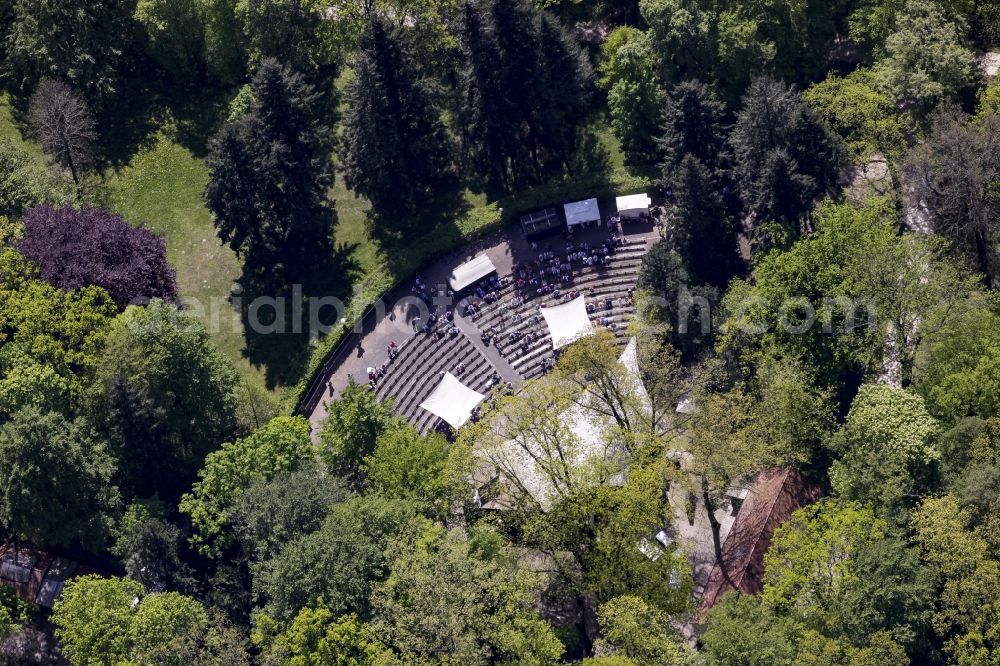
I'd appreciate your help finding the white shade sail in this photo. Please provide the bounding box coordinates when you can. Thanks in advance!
[449,254,497,291]
[540,295,595,350]
[563,198,601,227]
[616,193,651,217]
[419,372,487,428]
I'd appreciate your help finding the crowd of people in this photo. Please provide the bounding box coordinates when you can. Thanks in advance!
[464,234,633,362]
[355,228,639,429]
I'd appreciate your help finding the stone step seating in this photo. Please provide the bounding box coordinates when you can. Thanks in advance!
[374,324,497,432]
[488,270,642,367]
[367,234,650,431]
[411,355,498,435]
[466,238,648,332]
[394,339,493,426]
[512,306,636,380]
[494,283,635,359]
[471,259,644,335]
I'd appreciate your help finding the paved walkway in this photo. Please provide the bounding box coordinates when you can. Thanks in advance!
[453,310,520,382]
[307,219,659,429]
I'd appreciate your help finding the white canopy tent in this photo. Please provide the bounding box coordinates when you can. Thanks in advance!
[449,254,497,291]
[563,198,601,227]
[618,336,650,407]
[476,337,647,511]
[540,295,595,350]
[616,193,651,218]
[419,372,486,428]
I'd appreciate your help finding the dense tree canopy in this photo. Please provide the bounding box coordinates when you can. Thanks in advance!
[730,77,844,255]
[1,0,998,662]
[874,0,978,113]
[111,500,197,595]
[52,576,237,666]
[0,246,116,400]
[90,300,238,500]
[319,380,400,481]
[0,407,119,549]
[373,526,565,665]
[905,108,1000,285]
[342,17,459,236]
[459,0,593,192]
[803,69,908,161]
[762,499,934,653]
[230,465,348,563]
[0,140,66,217]
[254,495,427,622]
[3,0,136,108]
[180,415,314,557]
[829,385,941,521]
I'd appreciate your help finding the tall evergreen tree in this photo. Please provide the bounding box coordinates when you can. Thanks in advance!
[658,80,730,177]
[204,58,335,282]
[670,154,740,286]
[458,1,512,191]
[459,0,592,193]
[730,77,844,255]
[536,13,594,173]
[341,17,458,236]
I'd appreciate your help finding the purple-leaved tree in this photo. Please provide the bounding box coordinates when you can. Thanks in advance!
[19,205,178,307]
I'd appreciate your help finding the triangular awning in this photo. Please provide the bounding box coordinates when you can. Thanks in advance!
[449,254,497,291]
[540,295,594,350]
[419,372,487,428]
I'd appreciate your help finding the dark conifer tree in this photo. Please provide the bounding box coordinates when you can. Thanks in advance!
[670,154,740,287]
[536,13,594,175]
[730,77,844,255]
[658,80,730,177]
[459,0,592,193]
[204,59,335,282]
[458,1,512,191]
[488,0,551,187]
[341,17,459,235]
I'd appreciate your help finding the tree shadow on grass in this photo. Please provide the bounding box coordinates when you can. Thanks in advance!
[92,75,162,169]
[236,241,361,390]
[159,85,235,158]
[367,192,471,283]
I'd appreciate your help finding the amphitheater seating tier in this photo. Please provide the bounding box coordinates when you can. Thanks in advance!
[369,232,651,433]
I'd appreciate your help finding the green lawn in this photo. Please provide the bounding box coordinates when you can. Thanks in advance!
[95,139,500,402]
[4,89,641,408]
[98,138,270,390]
[0,94,45,162]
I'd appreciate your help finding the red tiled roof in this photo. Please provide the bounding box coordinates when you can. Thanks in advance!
[697,467,823,615]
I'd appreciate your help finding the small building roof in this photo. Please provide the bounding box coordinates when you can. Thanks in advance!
[448,254,497,291]
[0,544,101,608]
[520,207,562,236]
[563,198,601,227]
[697,467,823,617]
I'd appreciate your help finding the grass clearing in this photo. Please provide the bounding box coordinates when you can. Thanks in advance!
[0,94,44,162]
[97,137,271,391]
